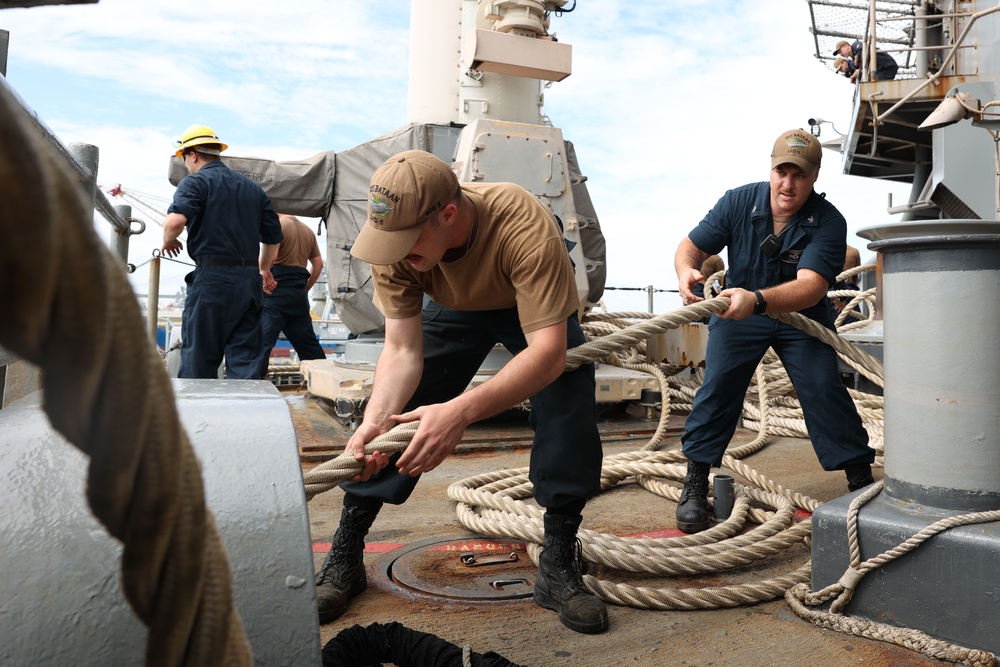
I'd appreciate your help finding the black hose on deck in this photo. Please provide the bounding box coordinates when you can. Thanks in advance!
[322,622,526,667]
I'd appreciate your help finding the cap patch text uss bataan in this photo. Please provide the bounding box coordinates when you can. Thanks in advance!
[770,129,822,174]
[351,150,461,265]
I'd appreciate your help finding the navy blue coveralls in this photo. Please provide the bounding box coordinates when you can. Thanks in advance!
[681,182,873,471]
[168,160,282,379]
[258,264,326,374]
[849,39,898,81]
[341,303,603,514]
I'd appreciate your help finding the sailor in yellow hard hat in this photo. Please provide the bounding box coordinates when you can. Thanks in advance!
[173,124,229,157]
[162,124,282,379]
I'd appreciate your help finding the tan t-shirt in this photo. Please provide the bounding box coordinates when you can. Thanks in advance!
[275,215,320,268]
[371,182,578,333]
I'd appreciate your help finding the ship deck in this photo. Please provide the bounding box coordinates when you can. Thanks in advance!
[286,390,951,667]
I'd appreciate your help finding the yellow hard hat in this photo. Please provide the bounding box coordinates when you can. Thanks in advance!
[173,124,228,157]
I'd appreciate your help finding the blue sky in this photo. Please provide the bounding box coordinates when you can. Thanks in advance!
[2,0,910,313]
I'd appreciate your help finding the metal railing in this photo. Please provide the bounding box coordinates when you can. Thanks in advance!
[0,67,151,407]
[874,1,1000,124]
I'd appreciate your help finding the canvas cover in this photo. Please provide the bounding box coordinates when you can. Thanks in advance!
[324,123,609,334]
[168,151,336,219]
[164,121,607,335]
[565,140,607,306]
[323,123,433,334]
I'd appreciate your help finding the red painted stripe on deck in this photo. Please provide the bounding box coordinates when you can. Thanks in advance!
[313,539,528,554]
[425,540,525,552]
[312,542,404,554]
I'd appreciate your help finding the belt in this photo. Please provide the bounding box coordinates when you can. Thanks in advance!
[197,258,258,267]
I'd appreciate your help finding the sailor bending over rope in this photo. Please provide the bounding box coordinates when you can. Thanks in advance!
[314,150,609,634]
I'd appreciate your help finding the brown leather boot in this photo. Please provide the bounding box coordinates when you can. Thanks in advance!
[533,512,609,634]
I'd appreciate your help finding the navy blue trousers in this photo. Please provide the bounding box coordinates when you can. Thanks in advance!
[682,313,872,471]
[256,265,326,376]
[179,265,264,379]
[341,303,603,511]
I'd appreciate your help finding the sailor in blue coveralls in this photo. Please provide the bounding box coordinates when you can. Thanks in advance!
[162,125,282,379]
[672,128,875,534]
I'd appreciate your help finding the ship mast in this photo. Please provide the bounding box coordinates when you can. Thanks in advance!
[407,0,572,127]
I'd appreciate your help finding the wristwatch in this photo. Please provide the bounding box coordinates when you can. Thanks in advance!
[753,289,767,315]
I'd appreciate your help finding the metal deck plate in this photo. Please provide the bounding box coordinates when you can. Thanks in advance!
[376,536,535,601]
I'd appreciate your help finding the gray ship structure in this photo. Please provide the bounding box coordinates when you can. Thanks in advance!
[1,1,999,665]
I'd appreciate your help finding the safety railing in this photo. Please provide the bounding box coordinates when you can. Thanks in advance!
[0,68,150,407]
[808,0,988,83]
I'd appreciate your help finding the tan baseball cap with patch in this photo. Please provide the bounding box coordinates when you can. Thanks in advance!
[771,129,822,174]
[351,150,460,265]
[832,39,851,55]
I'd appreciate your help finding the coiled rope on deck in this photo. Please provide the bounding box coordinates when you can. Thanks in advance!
[448,453,815,610]
[0,86,251,665]
[302,274,1000,664]
[303,296,830,611]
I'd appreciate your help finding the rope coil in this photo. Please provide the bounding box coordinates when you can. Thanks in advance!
[300,271,1000,664]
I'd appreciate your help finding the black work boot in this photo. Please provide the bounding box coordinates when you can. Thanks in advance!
[533,512,609,634]
[676,461,711,533]
[315,503,379,624]
[845,463,875,492]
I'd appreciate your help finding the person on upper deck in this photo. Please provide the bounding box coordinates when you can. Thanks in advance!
[313,150,609,634]
[162,124,282,379]
[834,55,860,82]
[834,39,898,81]
[672,128,875,534]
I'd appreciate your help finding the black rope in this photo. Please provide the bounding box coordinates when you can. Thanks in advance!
[321,622,526,667]
[553,0,576,14]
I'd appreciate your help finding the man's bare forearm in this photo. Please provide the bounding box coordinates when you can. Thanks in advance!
[675,236,708,276]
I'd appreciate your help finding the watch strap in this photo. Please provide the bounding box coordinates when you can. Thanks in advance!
[753,289,767,315]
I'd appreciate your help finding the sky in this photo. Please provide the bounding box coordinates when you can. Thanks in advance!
[1,0,912,315]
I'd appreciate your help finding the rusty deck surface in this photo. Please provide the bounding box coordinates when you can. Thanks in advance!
[285,390,955,666]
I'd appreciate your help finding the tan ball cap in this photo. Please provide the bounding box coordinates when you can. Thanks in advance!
[771,129,822,174]
[351,150,460,265]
